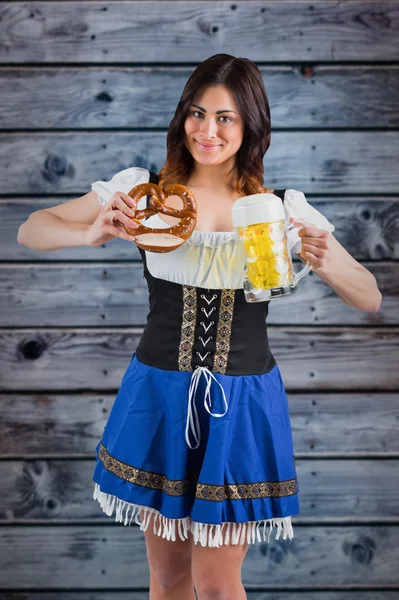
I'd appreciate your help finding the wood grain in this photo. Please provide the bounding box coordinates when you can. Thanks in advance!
[7,197,399,261]
[0,262,396,326]
[0,328,397,391]
[1,132,398,194]
[1,392,397,456]
[0,525,398,587]
[0,66,398,129]
[1,2,398,63]
[1,458,398,521]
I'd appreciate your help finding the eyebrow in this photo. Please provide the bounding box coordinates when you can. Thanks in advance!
[191,103,236,114]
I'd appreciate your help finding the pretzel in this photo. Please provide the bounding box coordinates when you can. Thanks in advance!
[124,183,197,253]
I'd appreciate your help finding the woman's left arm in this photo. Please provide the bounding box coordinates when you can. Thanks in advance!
[291,218,382,313]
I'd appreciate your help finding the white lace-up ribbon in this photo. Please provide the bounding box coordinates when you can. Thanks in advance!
[185,366,228,450]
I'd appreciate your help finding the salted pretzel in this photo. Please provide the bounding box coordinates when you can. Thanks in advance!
[124,182,197,253]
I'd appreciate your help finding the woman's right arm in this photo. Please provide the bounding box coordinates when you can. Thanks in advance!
[17,190,140,252]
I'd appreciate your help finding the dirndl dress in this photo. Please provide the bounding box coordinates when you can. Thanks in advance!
[90,166,333,548]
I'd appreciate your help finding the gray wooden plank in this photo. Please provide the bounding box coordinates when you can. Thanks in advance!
[1,459,398,521]
[7,197,399,261]
[0,262,394,327]
[0,328,398,391]
[289,392,399,455]
[2,392,398,456]
[1,66,399,129]
[273,328,399,390]
[2,132,398,194]
[0,525,398,587]
[1,2,398,63]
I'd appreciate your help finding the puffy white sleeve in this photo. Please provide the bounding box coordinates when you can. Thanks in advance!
[91,166,151,208]
[283,189,335,255]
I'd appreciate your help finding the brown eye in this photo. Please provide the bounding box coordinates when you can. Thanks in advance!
[190,111,231,123]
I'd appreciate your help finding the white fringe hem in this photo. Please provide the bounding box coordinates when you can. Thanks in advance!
[93,483,294,548]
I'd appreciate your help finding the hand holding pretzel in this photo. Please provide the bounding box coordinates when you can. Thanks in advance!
[124,182,197,253]
[84,191,141,247]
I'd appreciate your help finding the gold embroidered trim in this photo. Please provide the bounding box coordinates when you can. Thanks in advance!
[178,285,197,371]
[196,479,298,501]
[213,289,235,374]
[98,442,298,500]
[98,442,197,496]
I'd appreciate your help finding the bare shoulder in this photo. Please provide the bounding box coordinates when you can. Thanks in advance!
[33,190,102,225]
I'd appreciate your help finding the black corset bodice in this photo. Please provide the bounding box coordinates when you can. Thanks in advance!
[135,171,286,376]
[135,277,276,375]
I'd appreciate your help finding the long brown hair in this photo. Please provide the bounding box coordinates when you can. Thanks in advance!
[158,53,272,196]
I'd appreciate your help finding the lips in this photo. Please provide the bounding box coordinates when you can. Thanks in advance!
[195,140,221,149]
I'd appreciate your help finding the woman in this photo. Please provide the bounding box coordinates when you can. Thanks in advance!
[18,54,382,599]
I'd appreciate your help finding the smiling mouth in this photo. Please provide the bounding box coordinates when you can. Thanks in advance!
[195,140,221,148]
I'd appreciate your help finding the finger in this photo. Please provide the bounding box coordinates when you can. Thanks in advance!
[290,217,312,229]
[120,191,139,211]
[299,226,327,239]
[301,237,328,249]
[104,195,135,217]
[289,219,309,237]
[290,218,327,239]
[107,209,139,229]
[112,192,138,215]
[302,249,322,267]
[108,224,137,242]
[301,243,325,258]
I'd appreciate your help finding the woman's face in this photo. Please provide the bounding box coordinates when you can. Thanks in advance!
[184,85,244,166]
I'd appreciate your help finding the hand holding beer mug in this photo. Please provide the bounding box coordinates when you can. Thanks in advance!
[232,193,312,302]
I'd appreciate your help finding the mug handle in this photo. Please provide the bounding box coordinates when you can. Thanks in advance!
[286,220,312,282]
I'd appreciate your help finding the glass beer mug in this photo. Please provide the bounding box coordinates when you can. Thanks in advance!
[232,193,312,302]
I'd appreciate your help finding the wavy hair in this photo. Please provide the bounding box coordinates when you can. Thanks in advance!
[158,53,272,196]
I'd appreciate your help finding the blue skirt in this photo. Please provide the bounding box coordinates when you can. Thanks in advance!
[92,352,299,548]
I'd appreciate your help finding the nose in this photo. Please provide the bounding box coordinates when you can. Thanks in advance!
[199,117,218,139]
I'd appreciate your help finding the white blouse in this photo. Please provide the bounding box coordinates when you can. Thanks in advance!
[92,167,335,290]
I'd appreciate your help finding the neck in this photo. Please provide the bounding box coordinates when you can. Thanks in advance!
[187,158,237,191]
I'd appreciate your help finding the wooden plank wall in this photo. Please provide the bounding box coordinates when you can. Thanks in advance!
[1,1,399,597]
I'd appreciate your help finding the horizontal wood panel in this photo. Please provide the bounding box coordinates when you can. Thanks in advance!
[2,392,398,457]
[1,66,399,129]
[1,2,398,63]
[8,197,399,261]
[2,132,398,195]
[1,459,398,521]
[0,262,395,326]
[0,525,398,587]
[1,328,398,391]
